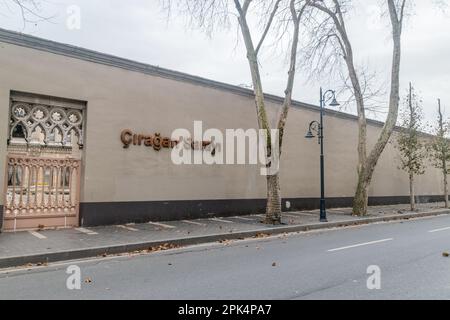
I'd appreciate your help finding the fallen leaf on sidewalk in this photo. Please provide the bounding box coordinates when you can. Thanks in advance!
[147,243,181,253]
[254,233,270,239]
[272,262,277,267]
[443,252,449,257]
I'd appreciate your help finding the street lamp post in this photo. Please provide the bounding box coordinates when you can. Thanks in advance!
[305,88,339,222]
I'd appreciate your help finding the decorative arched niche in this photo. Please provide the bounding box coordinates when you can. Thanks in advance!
[8,93,85,150]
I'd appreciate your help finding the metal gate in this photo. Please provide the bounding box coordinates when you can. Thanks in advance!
[3,155,81,231]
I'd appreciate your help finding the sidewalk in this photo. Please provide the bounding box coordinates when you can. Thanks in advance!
[0,202,449,269]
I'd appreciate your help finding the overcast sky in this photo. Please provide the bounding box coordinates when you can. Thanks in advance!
[0,0,449,126]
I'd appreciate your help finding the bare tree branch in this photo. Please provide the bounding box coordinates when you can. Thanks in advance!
[255,0,282,55]
[0,0,52,29]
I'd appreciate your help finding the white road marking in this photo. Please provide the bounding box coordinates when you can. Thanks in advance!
[209,218,234,224]
[117,225,139,232]
[75,227,98,235]
[283,214,303,219]
[327,210,347,214]
[148,222,176,229]
[181,220,206,226]
[428,226,450,233]
[287,212,316,217]
[232,216,254,221]
[328,238,394,252]
[28,231,47,240]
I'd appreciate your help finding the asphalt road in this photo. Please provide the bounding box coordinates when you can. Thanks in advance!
[1,215,450,300]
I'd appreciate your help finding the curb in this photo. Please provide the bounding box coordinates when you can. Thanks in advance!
[1,209,449,269]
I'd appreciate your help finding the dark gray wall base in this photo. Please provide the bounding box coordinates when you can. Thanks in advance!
[368,195,444,206]
[0,205,3,232]
[285,195,446,212]
[80,199,267,227]
[79,195,446,227]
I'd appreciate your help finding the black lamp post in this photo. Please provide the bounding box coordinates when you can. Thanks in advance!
[305,88,340,222]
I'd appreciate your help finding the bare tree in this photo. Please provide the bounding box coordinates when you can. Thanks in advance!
[303,0,407,216]
[395,83,426,211]
[429,99,450,209]
[162,0,307,224]
[1,0,48,28]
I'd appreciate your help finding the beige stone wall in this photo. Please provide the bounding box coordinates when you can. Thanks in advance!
[0,41,443,207]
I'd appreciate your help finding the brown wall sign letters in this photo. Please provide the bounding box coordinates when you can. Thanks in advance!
[121,129,213,152]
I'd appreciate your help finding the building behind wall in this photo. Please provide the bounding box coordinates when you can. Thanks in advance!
[0,28,444,231]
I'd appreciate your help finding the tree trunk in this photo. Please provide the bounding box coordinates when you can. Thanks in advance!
[437,100,449,209]
[353,173,369,216]
[444,169,449,209]
[265,174,282,224]
[234,0,304,225]
[266,1,303,226]
[352,1,403,216]
[234,1,277,225]
[309,1,404,217]
[409,172,415,211]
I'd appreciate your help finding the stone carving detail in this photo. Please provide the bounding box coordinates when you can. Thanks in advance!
[14,106,27,118]
[51,110,63,122]
[9,102,84,148]
[33,109,45,120]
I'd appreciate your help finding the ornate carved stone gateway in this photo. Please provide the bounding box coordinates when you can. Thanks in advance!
[3,92,86,231]
[9,99,84,149]
[3,155,81,231]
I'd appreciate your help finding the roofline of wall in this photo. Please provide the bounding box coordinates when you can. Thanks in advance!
[0,27,437,139]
